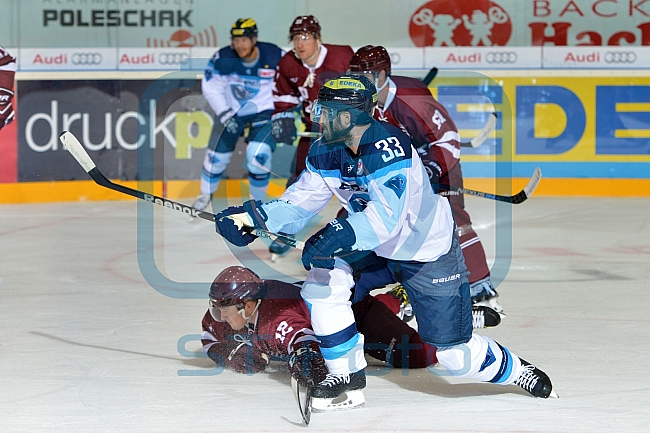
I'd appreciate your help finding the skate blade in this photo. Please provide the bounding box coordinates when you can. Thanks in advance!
[549,390,559,398]
[473,300,506,318]
[311,390,365,412]
[270,253,281,263]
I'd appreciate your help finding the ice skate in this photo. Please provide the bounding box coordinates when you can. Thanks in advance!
[472,305,501,328]
[387,285,414,322]
[269,235,293,262]
[190,193,211,222]
[471,278,505,317]
[310,370,366,412]
[515,358,558,398]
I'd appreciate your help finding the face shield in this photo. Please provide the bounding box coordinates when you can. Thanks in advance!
[310,100,339,124]
[209,299,244,322]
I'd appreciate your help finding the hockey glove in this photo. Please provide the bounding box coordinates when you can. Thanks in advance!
[215,199,269,247]
[0,86,13,130]
[288,342,328,388]
[217,110,241,135]
[301,218,356,270]
[217,109,235,126]
[271,111,297,144]
[422,158,442,193]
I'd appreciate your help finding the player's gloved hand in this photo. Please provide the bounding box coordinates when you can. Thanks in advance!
[215,200,269,247]
[422,157,442,193]
[0,105,13,130]
[288,342,328,387]
[217,109,235,125]
[0,87,13,130]
[301,218,356,270]
[271,111,297,144]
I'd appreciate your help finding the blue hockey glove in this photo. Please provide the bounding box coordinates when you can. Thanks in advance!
[271,111,297,144]
[301,219,356,270]
[215,200,269,247]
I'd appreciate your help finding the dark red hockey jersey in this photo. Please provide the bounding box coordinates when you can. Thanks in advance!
[375,75,461,176]
[272,44,353,119]
[200,279,437,374]
[201,281,315,373]
[0,46,16,130]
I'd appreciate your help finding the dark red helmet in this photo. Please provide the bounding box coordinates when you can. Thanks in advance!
[289,15,321,40]
[209,266,264,308]
[349,45,391,76]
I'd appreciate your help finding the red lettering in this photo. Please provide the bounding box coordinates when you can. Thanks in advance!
[564,52,600,62]
[593,0,618,17]
[560,0,585,16]
[529,22,571,45]
[33,54,67,64]
[445,53,481,63]
[630,0,650,16]
[576,31,603,45]
[608,31,636,44]
[119,54,154,64]
[637,22,650,44]
[534,0,552,17]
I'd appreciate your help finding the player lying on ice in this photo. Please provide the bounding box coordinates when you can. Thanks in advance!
[201,265,447,411]
[214,75,557,405]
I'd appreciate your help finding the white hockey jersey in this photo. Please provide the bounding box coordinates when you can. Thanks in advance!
[202,42,284,117]
[261,121,455,262]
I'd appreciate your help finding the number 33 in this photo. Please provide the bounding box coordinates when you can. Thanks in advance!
[375,137,405,162]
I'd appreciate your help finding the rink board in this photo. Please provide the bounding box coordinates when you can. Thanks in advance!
[1,70,649,202]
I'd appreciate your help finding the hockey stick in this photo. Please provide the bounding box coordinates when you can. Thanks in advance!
[58,131,305,249]
[435,166,542,204]
[461,112,497,148]
[422,66,439,86]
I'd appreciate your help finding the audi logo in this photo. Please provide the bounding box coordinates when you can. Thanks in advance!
[71,53,103,65]
[486,52,518,64]
[604,51,637,64]
[158,53,189,65]
[390,52,401,65]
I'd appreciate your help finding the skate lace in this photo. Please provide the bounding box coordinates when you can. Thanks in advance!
[515,364,539,392]
[228,334,252,361]
[389,285,409,307]
[319,373,350,387]
[472,309,485,329]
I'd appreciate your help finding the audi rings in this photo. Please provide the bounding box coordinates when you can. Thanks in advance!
[158,52,189,65]
[604,51,637,64]
[486,51,518,64]
[71,53,103,65]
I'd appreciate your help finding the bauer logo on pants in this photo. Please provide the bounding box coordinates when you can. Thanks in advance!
[432,273,461,284]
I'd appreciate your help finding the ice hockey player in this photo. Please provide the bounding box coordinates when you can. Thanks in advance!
[348,45,503,316]
[201,266,441,411]
[267,15,353,259]
[191,18,284,213]
[214,75,557,402]
[0,45,16,131]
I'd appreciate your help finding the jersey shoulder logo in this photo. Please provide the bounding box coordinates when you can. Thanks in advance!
[384,174,407,198]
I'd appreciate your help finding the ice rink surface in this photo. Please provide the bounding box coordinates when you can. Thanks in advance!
[1,195,649,433]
